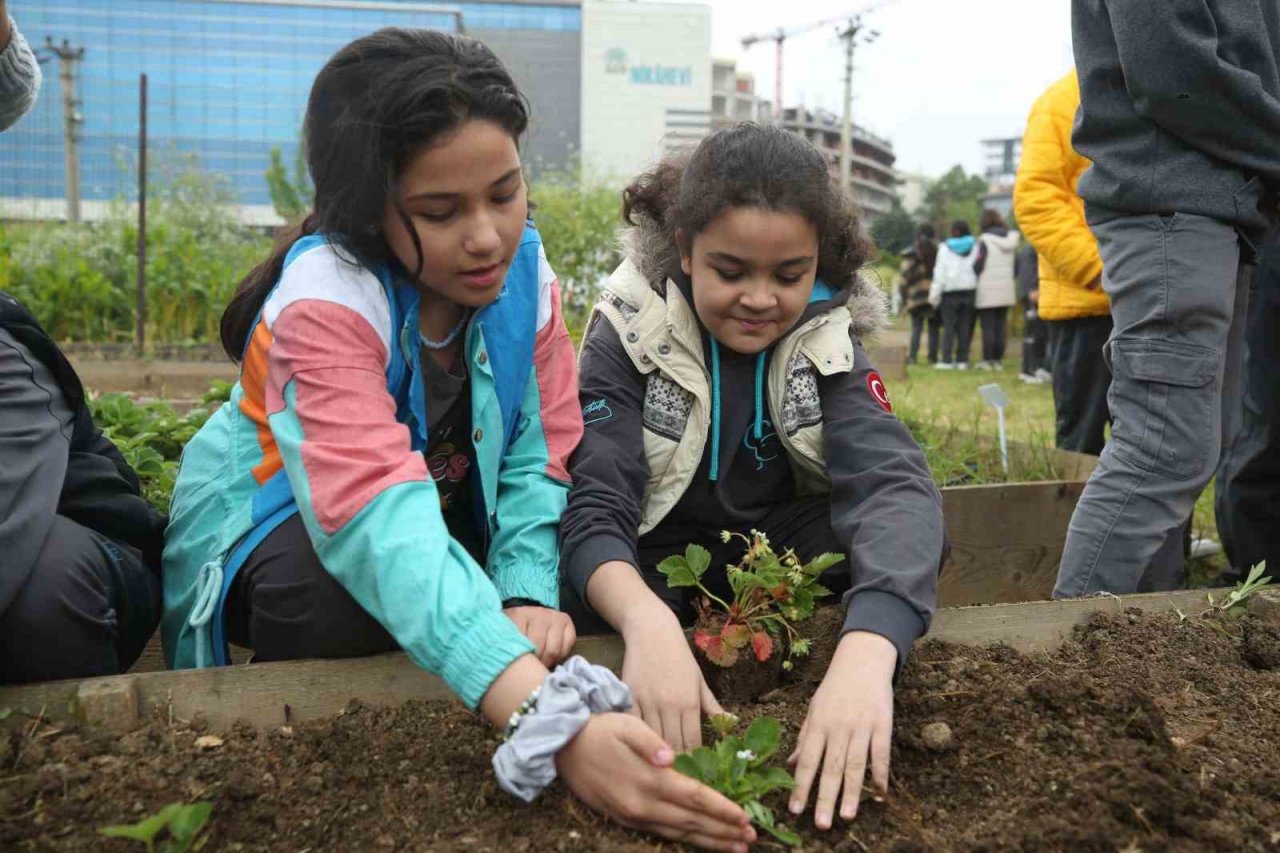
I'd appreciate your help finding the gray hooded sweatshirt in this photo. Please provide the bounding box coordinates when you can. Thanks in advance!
[1071,0,1280,234]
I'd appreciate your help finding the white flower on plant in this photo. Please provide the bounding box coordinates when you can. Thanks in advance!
[736,749,756,761]
[720,530,733,543]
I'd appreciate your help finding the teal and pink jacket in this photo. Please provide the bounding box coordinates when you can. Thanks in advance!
[161,224,582,708]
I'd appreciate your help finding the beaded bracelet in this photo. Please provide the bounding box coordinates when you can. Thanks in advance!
[503,684,543,741]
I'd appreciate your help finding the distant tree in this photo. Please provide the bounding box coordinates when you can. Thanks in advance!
[917,165,988,234]
[870,199,916,255]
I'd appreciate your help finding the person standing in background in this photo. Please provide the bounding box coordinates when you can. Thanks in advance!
[1055,1,1279,598]
[1013,70,1111,454]
[929,220,979,370]
[1015,243,1050,383]
[899,223,940,365]
[0,1,42,132]
[972,209,1020,370]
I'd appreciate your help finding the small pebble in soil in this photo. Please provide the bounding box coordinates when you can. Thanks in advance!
[921,721,953,752]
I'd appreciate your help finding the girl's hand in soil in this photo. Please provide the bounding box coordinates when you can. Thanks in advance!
[622,604,724,752]
[504,605,577,667]
[788,631,897,830]
[557,712,756,852]
[583,560,724,751]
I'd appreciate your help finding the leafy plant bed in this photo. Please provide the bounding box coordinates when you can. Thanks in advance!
[5,597,1278,851]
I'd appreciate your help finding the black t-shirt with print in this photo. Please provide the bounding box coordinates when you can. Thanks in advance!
[422,350,485,565]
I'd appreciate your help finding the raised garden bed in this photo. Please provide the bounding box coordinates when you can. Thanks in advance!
[3,590,1278,851]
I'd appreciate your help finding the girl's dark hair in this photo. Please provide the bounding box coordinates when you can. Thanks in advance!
[620,123,872,291]
[950,219,972,238]
[220,29,528,360]
[979,208,1005,231]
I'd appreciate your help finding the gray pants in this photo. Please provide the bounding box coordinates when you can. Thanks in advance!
[1215,225,1279,580]
[0,329,161,683]
[1055,213,1249,597]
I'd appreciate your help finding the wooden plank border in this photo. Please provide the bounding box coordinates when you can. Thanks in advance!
[0,589,1229,733]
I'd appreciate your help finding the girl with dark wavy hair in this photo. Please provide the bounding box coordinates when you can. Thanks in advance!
[561,122,945,834]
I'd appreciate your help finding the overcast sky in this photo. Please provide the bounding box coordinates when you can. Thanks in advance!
[703,0,1074,179]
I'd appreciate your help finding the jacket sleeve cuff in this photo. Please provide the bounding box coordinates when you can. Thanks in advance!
[438,607,536,709]
[840,589,927,682]
[566,533,638,601]
[492,569,559,610]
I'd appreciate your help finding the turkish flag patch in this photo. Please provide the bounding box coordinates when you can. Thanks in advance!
[867,371,893,413]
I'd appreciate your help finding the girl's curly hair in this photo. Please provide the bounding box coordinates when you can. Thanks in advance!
[620,123,874,289]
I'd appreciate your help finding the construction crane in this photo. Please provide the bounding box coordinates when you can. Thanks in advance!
[741,0,897,122]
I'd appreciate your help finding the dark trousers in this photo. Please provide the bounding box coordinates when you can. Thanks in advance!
[938,291,976,365]
[908,309,940,364]
[0,327,160,685]
[1048,315,1113,456]
[563,496,850,635]
[977,306,1009,363]
[226,514,399,661]
[0,516,159,684]
[1216,226,1280,581]
[1021,308,1048,376]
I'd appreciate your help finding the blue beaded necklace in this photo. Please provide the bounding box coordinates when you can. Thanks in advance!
[422,307,470,350]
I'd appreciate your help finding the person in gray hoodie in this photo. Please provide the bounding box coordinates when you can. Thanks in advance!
[1055,0,1280,597]
[0,2,41,132]
[560,124,944,833]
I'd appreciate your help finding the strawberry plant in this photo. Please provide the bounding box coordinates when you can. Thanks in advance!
[658,530,842,671]
[674,715,800,846]
[100,801,212,852]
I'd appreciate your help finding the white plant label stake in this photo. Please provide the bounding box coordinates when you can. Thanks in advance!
[978,383,1010,476]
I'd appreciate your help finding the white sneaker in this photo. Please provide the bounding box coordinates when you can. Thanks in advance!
[934,362,954,370]
[974,361,993,371]
[988,360,1004,371]
[1018,372,1037,383]
[1034,368,1053,383]
[956,363,971,371]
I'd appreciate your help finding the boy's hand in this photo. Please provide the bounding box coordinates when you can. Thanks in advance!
[788,631,897,830]
[504,605,576,668]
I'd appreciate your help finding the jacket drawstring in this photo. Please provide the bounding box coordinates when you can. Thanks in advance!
[188,559,224,669]
[753,350,766,441]
[707,336,769,482]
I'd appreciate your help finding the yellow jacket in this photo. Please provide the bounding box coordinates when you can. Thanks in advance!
[1013,71,1108,321]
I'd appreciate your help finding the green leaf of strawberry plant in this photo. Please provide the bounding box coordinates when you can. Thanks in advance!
[684,544,711,578]
[743,716,781,762]
[657,555,698,587]
[803,552,845,575]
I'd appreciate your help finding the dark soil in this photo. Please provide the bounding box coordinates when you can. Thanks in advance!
[4,607,1280,852]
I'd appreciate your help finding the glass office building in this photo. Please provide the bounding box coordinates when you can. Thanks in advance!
[0,0,582,218]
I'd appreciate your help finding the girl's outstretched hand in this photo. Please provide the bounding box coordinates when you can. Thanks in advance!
[787,631,897,830]
[557,712,756,852]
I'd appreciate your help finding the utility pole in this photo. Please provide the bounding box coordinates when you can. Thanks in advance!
[45,38,85,223]
[837,19,878,194]
[137,73,148,357]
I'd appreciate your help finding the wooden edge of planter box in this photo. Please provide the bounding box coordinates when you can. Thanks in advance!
[2,588,1257,734]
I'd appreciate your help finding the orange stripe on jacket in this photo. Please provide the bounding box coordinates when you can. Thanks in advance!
[238,320,283,485]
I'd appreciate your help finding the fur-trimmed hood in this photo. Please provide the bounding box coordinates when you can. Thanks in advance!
[617,219,889,340]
